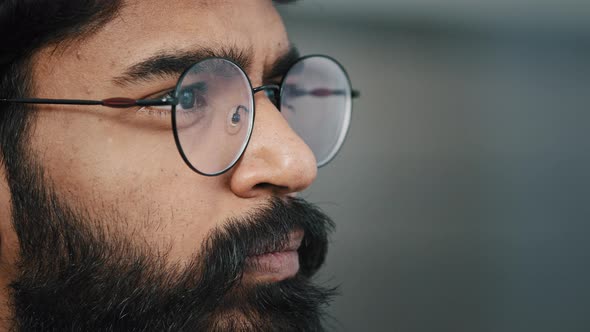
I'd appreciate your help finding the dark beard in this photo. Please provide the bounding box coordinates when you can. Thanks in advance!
[5,158,336,331]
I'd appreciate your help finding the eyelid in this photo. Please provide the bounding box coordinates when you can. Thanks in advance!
[264,67,290,85]
[143,88,176,100]
[135,88,176,119]
[264,76,283,86]
[141,88,176,110]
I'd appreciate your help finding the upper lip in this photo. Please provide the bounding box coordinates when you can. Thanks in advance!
[284,229,304,252]
[251,229,304,257]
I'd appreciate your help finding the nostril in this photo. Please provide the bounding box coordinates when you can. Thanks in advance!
[253,182,289,193]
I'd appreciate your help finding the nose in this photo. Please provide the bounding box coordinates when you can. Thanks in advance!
[229,95,317,198]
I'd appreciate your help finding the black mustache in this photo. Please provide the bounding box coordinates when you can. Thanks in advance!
[197,197,334,290]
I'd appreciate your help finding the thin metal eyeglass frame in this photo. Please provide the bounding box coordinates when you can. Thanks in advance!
[0,67,358,110]
[0,55,360,176]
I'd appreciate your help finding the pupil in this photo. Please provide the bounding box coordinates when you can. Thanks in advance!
[180,90,195,109]
[231,111,241,124]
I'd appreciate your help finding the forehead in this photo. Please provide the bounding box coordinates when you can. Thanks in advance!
[111,0,284,52]
[34,0,288,94]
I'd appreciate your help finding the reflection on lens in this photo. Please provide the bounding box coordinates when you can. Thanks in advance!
[174,58,254,175]
[226,105,248,136]
[281,56,352,167]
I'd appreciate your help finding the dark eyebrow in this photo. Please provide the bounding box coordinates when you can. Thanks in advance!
[263,46,301,82]
[113,46,253,87]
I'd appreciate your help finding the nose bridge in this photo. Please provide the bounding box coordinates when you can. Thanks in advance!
[252,84,280,96]
[252,84,280,109]
[228,87,317,198]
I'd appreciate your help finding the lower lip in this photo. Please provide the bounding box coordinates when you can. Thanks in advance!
[244,250,300,282]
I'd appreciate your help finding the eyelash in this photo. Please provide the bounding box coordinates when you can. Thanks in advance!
[135,76,279,120]
[136,89,175,119]
[136,84,210,119]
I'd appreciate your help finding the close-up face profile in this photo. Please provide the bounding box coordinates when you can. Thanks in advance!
[0,0,355,330]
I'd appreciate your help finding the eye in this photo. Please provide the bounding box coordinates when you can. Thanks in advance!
[179,89,195,109]
[177,82,209,111]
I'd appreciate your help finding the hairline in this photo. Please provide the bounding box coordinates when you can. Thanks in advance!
[0,0,298,168]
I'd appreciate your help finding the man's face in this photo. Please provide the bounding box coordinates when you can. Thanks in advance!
[0,0,334,330]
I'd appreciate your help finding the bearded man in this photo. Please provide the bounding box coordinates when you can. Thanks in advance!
[0,0,355,330]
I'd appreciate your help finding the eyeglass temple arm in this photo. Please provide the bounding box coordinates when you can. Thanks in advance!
[0,97,178,109]
[308,89,360,98]
[1,87,359,108]
[290,89,361,98]
[252,85,360,99]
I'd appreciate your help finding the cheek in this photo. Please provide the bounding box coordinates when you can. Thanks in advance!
[29,110,229,262]
[0,167,19,278]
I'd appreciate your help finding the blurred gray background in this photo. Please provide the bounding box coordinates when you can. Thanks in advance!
[278,1,590,331]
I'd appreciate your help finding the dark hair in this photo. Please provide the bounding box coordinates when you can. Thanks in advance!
[0,0,123,171]
[0,0,297,173]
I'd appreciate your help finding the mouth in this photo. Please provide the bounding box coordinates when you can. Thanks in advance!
[243,229,304,283]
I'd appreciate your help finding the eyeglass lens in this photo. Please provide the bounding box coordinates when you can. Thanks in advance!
[174,58,255,176]
[173,56,352,176]
[281,56,352,167]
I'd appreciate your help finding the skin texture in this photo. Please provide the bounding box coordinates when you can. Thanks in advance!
[0,0,318,328]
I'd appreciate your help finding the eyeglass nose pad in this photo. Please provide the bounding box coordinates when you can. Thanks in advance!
[226,105,247,136]
[264,89,280,109]
[253,85,281,110]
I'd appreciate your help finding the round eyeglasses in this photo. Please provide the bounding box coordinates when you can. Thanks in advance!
[0,55,358,176]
